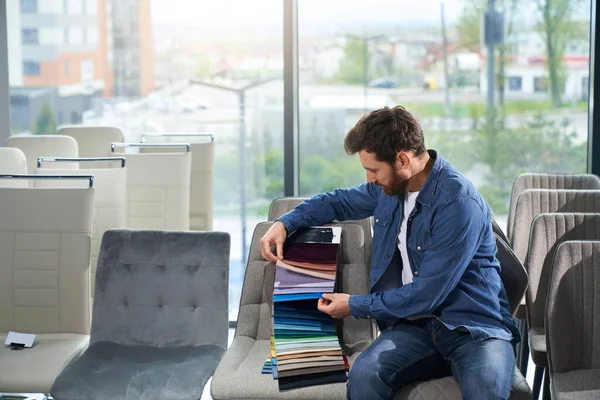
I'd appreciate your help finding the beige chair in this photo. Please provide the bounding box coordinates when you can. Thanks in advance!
[507,173,600,245]
[211,221,372,399]
[0,148,27,188]
[112,143,191,230]
[546,240,600,399]
[57,126,124,169]
[0,176,94,394]
[6,135,79,175]
[35,157,128,297]
[141,133,215,231]
[524,212,600,400]
[511,189,600,263]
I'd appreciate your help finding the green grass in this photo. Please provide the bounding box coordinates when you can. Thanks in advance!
[397,99,588,118]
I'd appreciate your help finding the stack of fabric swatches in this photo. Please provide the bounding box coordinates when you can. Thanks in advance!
[262,226,349,390]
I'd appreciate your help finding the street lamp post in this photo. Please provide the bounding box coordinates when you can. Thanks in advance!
[346,34,385,112]
[189,77,280,263]
[441,0,451,117]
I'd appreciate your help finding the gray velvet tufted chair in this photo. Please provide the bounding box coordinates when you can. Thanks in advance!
[50,229,231,400]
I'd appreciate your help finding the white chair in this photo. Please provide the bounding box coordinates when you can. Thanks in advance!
[57,126,124,169]
[35,157,128,297]
[142,133,215,231]
[0,148,27,188]
[112,143,191,230]
[0,175,94,394]
[6,135,79,175]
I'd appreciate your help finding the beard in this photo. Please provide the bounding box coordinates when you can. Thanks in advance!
[379,172,408,196]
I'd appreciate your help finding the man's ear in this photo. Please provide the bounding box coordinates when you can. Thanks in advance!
[396,151,410,169]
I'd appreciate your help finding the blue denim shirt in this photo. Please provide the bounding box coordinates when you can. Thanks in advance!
[278,150,517,343]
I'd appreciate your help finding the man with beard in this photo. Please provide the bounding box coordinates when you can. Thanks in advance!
[260,105,518,400]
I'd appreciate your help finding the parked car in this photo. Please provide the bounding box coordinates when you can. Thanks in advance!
[368,77,397,88]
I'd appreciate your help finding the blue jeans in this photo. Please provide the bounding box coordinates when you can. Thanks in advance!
[347,318,514,400]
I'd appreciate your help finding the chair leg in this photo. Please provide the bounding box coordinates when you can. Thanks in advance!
[542,368,551,400]
[519,322,530,375]
[532,365,544,400]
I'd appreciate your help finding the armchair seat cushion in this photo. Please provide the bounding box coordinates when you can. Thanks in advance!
[0,333,88,393]
[51,341,224,400]
[394,367,530,400]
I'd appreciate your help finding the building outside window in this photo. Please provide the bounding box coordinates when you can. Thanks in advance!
[22,61,41,75]
[534,76,549,92]
[508,76,523,91]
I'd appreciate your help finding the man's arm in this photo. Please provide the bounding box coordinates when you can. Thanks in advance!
[348,197,486,320]
[277,182,380,234]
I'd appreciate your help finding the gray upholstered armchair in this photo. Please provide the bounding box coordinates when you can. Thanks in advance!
[546,240,600,399]
[50,229,231,400]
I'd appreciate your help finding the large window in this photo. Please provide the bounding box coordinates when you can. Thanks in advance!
[20,0,37,13]
[22,60,40,75]
[21,28,38,45]
[7,0,283,322]
[5,0,594,320]
[298,0,591,229]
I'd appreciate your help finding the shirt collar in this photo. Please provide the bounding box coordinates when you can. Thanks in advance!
[416,149,443,207]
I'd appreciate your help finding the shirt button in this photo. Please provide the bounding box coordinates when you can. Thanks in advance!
[414,271,419,276]
[417,246,422,251]
[375,218,379,223]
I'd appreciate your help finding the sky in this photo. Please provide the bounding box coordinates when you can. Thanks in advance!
[151,0,466,30]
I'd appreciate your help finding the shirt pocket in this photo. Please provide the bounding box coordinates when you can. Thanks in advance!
[373,209,391,228]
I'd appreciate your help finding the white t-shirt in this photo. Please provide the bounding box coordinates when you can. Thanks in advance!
[397,190,419,285]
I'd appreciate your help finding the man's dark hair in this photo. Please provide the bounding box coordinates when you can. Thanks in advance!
[344,105,426,164]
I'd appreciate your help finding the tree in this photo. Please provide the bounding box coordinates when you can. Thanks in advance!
[472,112,585,213]
[456,0,486,52]
[535,0,587,107]
[335,37,366,85]
[31,102,57,135]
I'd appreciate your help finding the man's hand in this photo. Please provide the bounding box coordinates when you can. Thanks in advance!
[260,221,288,262]
[318,293,351,319]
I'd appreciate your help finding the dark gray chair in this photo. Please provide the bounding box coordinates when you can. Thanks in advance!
[394,232,531,400]
[507,173,600,245]
[50,229,230,400]
[511,190,600,263]
[546,240,600,400]
[524,213,600,400]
